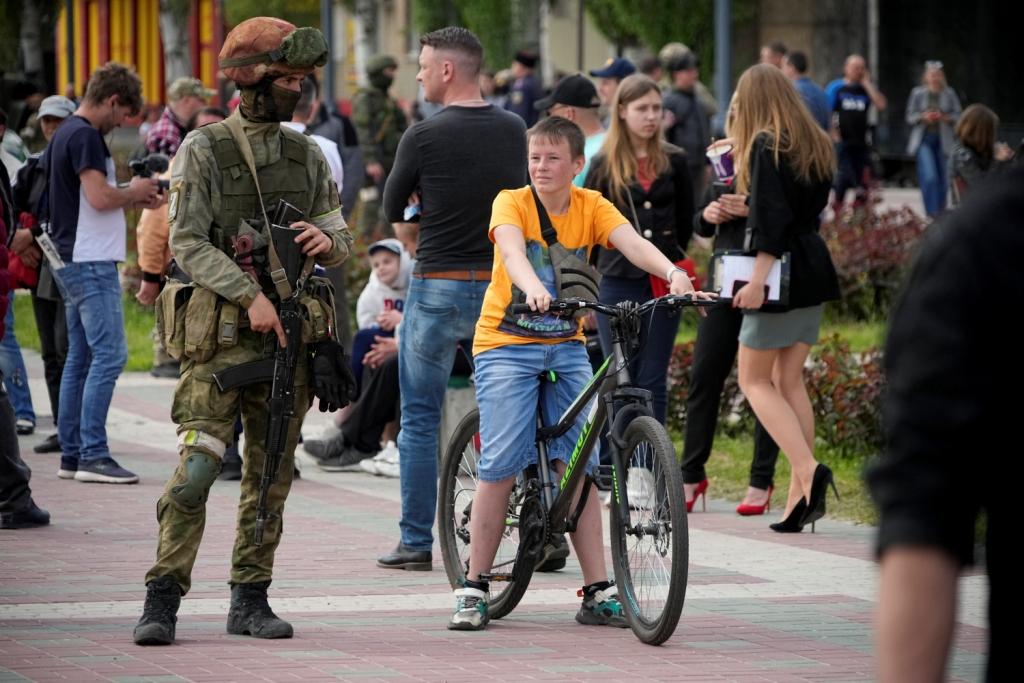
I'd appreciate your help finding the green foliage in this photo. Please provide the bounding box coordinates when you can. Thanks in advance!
[413,0,518,70]
[0,1,24,70]
[223,0,321,30]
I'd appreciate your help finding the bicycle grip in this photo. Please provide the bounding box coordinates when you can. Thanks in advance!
[510,303,535,314]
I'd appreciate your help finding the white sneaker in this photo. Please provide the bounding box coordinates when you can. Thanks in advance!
[360,449,389,475]
[625,467,655,509]
[376,441,400,478]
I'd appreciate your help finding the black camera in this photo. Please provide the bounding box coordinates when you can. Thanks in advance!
[129,153,171,191]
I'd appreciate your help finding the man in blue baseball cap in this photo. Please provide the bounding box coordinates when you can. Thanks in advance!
[588,56,636,111]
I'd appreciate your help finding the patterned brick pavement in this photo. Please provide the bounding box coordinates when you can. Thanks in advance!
[1,355,987,682]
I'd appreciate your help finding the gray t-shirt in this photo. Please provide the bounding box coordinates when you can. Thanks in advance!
[383,104,527,272]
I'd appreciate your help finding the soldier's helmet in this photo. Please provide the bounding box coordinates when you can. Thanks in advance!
[366,54,398,77]
[220,17,329,87]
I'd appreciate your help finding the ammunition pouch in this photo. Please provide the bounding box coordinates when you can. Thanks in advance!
[297,275,336,344]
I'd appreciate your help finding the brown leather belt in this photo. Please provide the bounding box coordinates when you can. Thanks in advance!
[413,270,492,281]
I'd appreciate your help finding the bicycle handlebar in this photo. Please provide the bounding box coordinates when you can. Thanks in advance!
[510,294,718,317]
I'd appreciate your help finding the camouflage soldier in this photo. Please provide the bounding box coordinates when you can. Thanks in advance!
[133,17,354,645]
[352,54,407,238]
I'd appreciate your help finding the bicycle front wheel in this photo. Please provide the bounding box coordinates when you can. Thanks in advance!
[609,416,689,645]
[437,408,532,619]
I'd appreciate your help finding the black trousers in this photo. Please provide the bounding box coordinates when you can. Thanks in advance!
[680,304,780,490]
[0,380,33,514]
[342,356,399,454]
[30,291,67,425]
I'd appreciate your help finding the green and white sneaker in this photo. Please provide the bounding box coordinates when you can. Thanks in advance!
[447,586,489,631]
[575,583,629,628]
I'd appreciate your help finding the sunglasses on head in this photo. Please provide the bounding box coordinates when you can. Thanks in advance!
[925,60,944,70]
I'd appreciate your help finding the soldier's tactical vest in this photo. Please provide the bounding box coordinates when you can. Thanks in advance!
[199,122,314,260]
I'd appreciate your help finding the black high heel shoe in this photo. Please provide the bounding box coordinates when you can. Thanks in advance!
[801,464,839,529]
[770,498,809,533]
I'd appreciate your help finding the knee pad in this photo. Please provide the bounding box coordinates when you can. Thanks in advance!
[168,449,221,512]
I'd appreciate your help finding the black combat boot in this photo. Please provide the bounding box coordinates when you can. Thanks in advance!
[226,581,293,638]
[133,576,182,645]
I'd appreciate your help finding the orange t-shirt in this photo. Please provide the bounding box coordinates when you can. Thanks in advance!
[473,185,627,356]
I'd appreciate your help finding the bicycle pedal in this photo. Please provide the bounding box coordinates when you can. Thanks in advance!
[479,573,513,583]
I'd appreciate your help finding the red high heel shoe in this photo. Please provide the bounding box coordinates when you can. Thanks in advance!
[736,486,774,516]
[685,479,708,513]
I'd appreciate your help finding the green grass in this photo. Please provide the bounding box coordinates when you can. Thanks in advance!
[676,315,886,353]
[672,432,879,525]
[13,291,156,372]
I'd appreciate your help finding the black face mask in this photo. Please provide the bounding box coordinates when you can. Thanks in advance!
[240,79,302,123]
[369,72,394,92]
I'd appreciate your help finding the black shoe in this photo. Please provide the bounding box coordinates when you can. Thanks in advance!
[318,447,374,472]
[150,362,181,379]
[377,543,432,571]
[226,581,293,639]
[536,533,570,572]
[770,498,809,533]
[15,418,35,435]
[1,501,51,529]
[800,464,839,529]
[303,433,347,461]
[133,576,181,645]
[33,433,61,453]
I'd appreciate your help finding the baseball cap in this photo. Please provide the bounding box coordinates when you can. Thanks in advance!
[514,51,539,69]
[589,57,636,80]
[534,74,600,112]
[37,95,76,119]
[665,51,699,73]
[168,77,216,102]
[368,238,403,257]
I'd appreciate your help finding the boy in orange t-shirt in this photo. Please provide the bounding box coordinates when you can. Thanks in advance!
[449,116,698,631]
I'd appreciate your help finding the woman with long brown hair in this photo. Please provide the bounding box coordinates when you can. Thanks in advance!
[729,64,840,532]
[949,104,1015,205]
[584,74,694,503]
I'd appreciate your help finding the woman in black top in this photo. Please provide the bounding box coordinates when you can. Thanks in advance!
[680,133,780,515]
[585,75,693,430]
[729,65,840,532]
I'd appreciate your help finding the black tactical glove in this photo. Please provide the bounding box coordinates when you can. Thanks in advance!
[310,340,358,412]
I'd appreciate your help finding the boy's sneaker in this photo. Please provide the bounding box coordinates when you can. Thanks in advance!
[375,441,400,478]
[447,586,489,631]
[57,456,78,479]
[626,467,656,509]
[74,457,140,484]
[359,443,393,475]
[575,582,629,628]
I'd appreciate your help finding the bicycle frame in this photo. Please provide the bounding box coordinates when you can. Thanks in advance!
[531,316,655,537]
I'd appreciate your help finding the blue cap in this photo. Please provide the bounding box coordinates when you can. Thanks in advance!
[589,57,636,80]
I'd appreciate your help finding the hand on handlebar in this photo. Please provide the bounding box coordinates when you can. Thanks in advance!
[523,286,552,314]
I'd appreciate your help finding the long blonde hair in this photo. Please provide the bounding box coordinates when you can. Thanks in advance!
[593,74,670,204]
[729,64,834,193]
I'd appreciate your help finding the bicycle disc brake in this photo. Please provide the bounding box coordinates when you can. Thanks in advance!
[511,484,547,584]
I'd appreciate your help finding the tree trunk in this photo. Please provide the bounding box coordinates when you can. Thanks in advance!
[20,0,45,89]
[159,0,192,84]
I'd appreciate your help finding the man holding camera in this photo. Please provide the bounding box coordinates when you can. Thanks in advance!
[47,63,165,485]
[133,17,354,646]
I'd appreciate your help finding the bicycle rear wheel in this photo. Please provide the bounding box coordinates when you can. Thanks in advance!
[437,408,532,619]
[609,416,689,645]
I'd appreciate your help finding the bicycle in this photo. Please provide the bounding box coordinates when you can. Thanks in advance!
[437,294,715,645]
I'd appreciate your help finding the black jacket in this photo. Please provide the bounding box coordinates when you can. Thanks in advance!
[693,181,746,250]
[745,134,839,309]
[586,146,694,278]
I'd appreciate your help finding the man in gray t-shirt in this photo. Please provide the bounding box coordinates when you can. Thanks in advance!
[376,27,527,571]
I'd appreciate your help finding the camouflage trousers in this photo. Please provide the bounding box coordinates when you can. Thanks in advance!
[356,187,392,240]
[144,329,309,594]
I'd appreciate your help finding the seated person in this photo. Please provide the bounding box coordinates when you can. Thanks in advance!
[351,238,411,390]
[449,116,699,631]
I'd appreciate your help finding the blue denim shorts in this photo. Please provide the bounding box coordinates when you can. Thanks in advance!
[474,341,599,482]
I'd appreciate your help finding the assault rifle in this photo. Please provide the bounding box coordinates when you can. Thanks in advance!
[211,199,307,546]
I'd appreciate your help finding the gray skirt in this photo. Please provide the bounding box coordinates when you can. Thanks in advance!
[738,305,824,349]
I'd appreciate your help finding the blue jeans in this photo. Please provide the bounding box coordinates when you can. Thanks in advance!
[53,262,128,463]
[397,276,488,551]
[0,302,36,424]
[916,132,948,217]
[596,275,681,424]
[474,342,596,482]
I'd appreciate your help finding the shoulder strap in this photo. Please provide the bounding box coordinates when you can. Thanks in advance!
[222,113,313,301]
[529,185,559,247]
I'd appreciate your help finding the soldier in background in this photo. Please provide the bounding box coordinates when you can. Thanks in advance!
[133,16,354,646]
[352,55,407,240]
